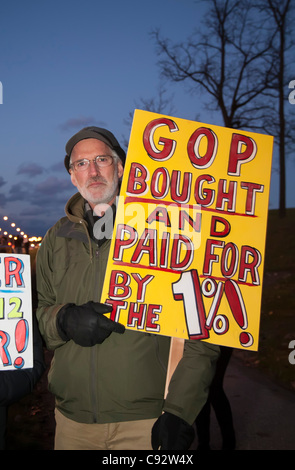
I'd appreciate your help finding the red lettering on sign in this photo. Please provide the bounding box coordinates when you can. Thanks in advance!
[187,127,218,169]
[143,118,178,161]
[228,134,257,176]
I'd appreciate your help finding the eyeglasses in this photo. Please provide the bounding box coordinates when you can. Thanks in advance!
[70,155,114,172]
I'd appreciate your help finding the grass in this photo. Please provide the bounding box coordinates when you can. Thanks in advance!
[234,208,295,392]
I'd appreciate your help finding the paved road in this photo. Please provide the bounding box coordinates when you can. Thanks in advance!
[196,356,295,450]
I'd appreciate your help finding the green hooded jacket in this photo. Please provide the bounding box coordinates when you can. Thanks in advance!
[36,193,219,425]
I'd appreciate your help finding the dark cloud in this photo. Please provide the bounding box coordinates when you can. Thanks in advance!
[5,176,75,236]
[58,116,107,132]
[50,161,66,172]
[9,183,32,201]
[35,176,72,195]
[17,162,44,177]
[22,206,48,217]
[59,117,94,132]
[0,176,6,187]
[9,177,72,201]
[0,192,7,206]
[7,177,73,219]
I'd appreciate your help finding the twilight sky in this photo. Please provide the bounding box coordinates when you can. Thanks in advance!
[0,0,294,238]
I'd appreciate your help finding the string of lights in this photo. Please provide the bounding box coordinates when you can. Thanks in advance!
[0,214,42,253]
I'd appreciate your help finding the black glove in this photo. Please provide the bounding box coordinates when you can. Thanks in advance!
[152,412,195,450]
[57,301,125,347]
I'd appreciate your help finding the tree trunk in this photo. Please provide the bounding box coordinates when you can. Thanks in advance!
[278,18,286,218]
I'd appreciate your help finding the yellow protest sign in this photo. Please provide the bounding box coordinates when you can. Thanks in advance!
[101,110,274,351]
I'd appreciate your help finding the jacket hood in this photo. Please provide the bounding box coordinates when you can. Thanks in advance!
[65,193,85,222]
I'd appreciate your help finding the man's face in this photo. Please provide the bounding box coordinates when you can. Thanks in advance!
[70,138,124,209]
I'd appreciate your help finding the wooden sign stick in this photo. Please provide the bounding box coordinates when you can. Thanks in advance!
[164,337,185,398]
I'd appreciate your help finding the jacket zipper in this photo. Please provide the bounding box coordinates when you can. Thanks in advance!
[90,244,101,423]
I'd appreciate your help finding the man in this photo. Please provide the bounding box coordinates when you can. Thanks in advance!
[36,126,219,450]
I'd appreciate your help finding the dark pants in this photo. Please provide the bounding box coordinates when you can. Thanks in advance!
[0,407,7,450]
[195,346,236,450]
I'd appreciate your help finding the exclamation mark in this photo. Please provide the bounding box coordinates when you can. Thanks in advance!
[14,319,29,368]
[224,279,253,348]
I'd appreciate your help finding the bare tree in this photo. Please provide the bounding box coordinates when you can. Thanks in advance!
[254,0,293,217]
[152,0,295,217]
[123,84,176,148]
[151,0,277,130]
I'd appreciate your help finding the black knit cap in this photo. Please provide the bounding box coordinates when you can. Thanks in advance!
[64,126,126,172]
